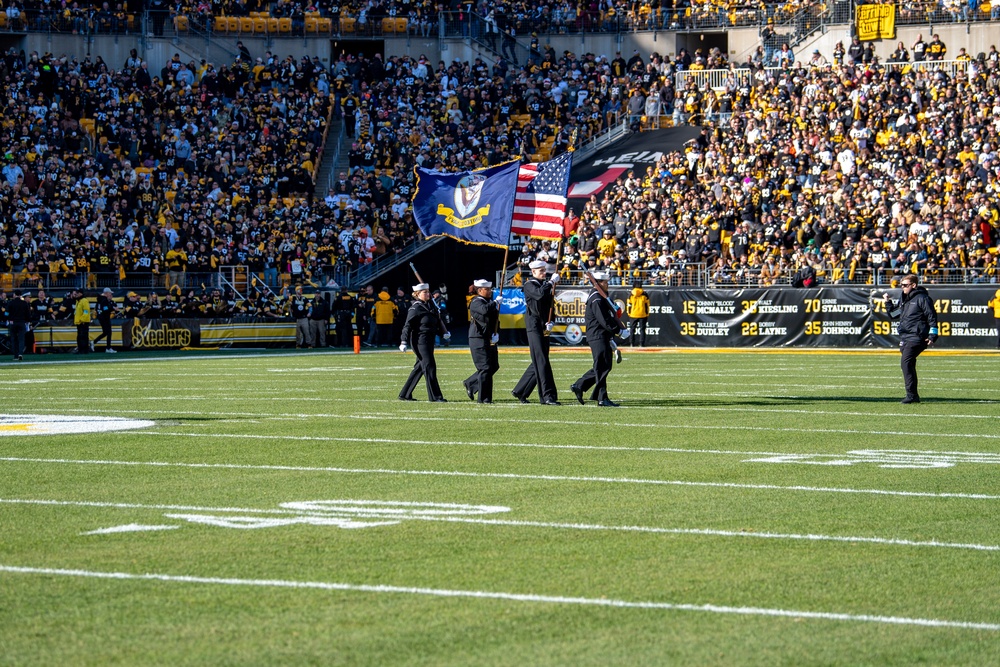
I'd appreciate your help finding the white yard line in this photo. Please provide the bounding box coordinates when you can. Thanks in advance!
[15,405,999,422]
[2,456,998,500]
[1,565,996,631]
[1,497,997,552]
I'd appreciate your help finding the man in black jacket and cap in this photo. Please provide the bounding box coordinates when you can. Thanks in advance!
[881,274,938,404]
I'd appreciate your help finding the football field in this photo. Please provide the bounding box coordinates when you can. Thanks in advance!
[2,347,999,665]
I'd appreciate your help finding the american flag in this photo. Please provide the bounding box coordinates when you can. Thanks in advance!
[512,152,573,240]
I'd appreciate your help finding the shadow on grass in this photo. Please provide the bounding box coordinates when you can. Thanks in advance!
[622,396,1000,407]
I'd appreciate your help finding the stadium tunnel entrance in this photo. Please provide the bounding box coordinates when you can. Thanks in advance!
[675,32,728,62]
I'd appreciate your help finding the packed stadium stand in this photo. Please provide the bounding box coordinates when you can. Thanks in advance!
[0,1,998,318]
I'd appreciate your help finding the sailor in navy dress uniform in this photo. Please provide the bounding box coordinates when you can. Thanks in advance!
[511,259,561,405]
[570,271,629,407]
[463,279,501,403]
[399,282,449,402]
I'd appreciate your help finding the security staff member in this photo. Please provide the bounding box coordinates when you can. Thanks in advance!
[512,259,561,405]
[399,283,450,402]
[571,271,629,407]
[463,279,501,403]
[309,295,330,348]
[73,289,92,354]
[6,289,31,361]
[626,282,650,346]
[290,286,311,348]
[882,274,938,404]
[92,287,118,353]
[334,288,356,347]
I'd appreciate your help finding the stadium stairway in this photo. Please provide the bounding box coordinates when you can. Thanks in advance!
[313,115,345,199]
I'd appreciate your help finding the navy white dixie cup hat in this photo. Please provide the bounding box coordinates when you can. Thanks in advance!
[591,270,610,281]
[529,259,547,270]
[412,283,429,291]
[473,279,492,288]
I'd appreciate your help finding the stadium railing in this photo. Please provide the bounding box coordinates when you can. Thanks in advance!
[704,266,996,288]
[3,6,999,40]
[674,58,973,92]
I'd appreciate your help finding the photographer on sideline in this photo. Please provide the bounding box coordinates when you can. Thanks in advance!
[880,274,938,404]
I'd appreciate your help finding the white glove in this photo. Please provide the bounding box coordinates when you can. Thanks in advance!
[490,333,499,344]
[494,293,504,302]
[545,321,554,332]
[398,343,407,352]
[882,293,890,303]
[619,328,630,340]
[549,273,560,285]
[443,331,451,340]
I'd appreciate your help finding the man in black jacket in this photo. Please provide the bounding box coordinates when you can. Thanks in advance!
[882,274,938,404]
[92,287,117,353]
[463,279,501,404]
[6,290,31,361]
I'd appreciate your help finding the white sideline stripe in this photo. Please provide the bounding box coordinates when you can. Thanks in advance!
[2,498,998,553]
[30,405,1000,422]
[127,431,793,458]
[341,416,1000,441]
[1,565,997,631]
[2,457,998,500]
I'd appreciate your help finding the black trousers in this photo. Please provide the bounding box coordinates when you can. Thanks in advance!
[900,340,927,400]
[512,329,557,402]
[629,317,647,346]
[93,316,113,349]
[77,323,91,353]
[465,338,499,402]
[9,322,27,357]
[575,335,613,403]
[400,339,443,401]
[336,315,354,347]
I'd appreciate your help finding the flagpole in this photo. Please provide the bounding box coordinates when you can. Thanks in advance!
[497,157,522,336]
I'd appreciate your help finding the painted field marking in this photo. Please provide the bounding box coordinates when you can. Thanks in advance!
[82,524,180,535]
[2,457,998,500]
[747,450,1000,469]
[3,497,998,552]
[0,415,155,437]
[1,565,997,631]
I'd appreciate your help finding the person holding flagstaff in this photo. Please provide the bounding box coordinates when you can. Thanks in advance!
[463,279,502,403]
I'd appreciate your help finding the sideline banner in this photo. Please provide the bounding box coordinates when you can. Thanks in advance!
[552,286,997,349]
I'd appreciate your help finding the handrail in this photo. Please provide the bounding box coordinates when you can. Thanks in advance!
[347,235,446,287]
[675,59,973,92]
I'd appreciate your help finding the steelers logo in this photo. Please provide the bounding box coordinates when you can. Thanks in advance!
[0,415,155,436]
[564,324,584,345]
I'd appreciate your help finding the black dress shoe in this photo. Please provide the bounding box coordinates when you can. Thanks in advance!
[541,399,561,406]
[478,399,493,404]
[598,399,620,407]
[398,396,416,401]
[464,383,475,401]
[432,398,448,403]
[570,385,584,405]
[901,397,920,404]
[511,391,529,404]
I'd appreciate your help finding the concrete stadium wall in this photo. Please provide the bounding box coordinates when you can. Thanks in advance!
[10,22,998,85]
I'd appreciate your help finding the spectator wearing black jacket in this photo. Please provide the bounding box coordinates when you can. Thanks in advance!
[882,274,938,404]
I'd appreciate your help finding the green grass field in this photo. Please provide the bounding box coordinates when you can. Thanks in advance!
[2,347,999,666]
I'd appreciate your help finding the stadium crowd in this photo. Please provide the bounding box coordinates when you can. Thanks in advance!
[2,20,1000,314]
[518,46,1000,287]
